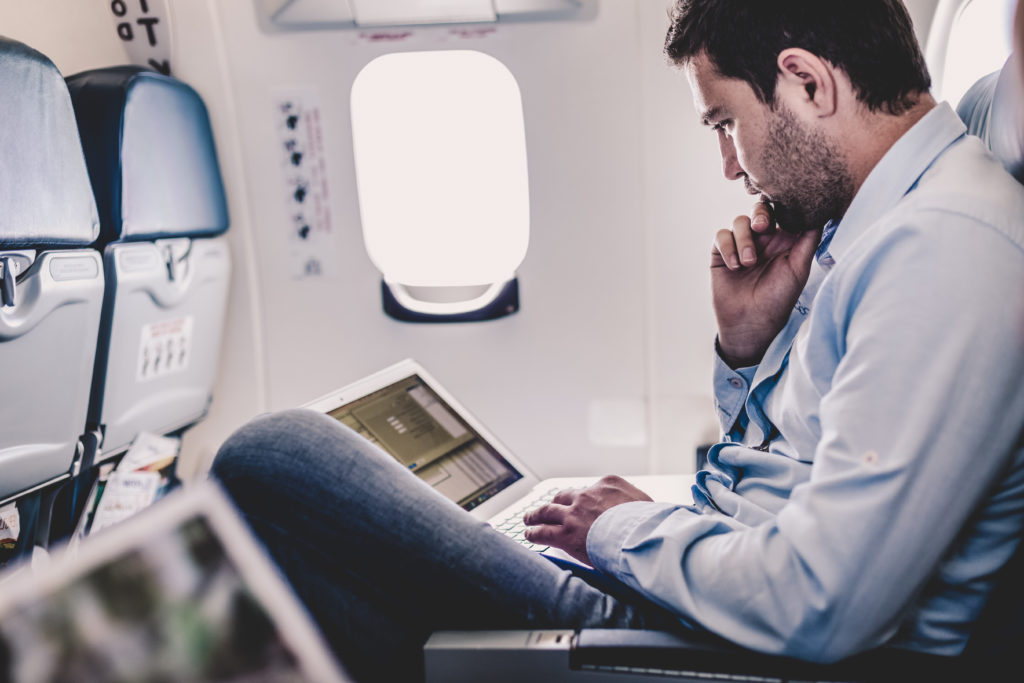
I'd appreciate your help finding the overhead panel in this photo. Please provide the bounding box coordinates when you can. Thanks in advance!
[352,0,496,26]
[493,0,580,17]
[265,0,357,28]
[258,0,584,30]
[277,0,356,26]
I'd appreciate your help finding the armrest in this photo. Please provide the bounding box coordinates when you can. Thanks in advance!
[573,629,961,682]
[425,628,966,683]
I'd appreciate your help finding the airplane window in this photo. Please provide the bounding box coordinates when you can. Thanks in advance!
[938,0,1016,106]
[350,50,529,321]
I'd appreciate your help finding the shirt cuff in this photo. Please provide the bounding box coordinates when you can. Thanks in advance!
[712,342,757,431]
[587,500,682,578]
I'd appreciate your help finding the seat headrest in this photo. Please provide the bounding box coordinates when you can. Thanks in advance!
[957,54,1024,184]
[65,66,229,244]
[0,37,99,248]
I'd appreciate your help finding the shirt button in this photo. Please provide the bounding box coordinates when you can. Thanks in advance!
[729,378,744,389]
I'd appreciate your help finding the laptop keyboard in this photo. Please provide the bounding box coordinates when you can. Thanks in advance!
[489,487,563,552]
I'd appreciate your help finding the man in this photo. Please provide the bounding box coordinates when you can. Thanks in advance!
[211,1,1024,680]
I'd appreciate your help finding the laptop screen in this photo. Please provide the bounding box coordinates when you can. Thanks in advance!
[326,373,524,511]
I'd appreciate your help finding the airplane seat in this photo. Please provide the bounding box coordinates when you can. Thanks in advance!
[956,53,1024,182]
[0,36,105,554]
[423,56,1024,683]
[63,66,231,474]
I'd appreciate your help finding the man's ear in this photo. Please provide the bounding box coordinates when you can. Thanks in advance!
[776,48,837,118]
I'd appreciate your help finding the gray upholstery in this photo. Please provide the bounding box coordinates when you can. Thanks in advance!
[957,55,1024,183]
[0,38,98,247]
[67,67,232,459]
[65,67,228,245]
[0,37,104,502]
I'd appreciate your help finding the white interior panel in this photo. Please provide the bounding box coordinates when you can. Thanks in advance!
[352,0,496,25]
[0,0,947,483]
[273,0,357,25]
[198,0,711,479]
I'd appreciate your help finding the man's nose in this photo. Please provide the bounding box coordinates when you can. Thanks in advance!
[718,133,744,181]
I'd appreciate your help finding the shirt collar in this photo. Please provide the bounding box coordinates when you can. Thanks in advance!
[820,102,967,264]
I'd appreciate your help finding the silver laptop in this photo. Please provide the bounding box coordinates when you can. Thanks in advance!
[0,481,352,683]
[303,358,694,560]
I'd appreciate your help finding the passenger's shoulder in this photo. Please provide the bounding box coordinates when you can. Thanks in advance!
[831,140,1024,302]
[897,135,1024,250]
[840,136,1024,268]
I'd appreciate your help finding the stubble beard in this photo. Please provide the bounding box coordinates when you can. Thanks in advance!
[757,104,855,235]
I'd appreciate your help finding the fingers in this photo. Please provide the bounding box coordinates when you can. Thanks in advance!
[522,523,559,546]
[713,223,742,269]
[522,504,590,565]
[714,216,754,269]
[551,488,578,506]
[788,225,824,281]
[521,487,578,526]
[751,200,773,232]
[522,502,568,526]
[713,202,774,270]
[521,478,647,567]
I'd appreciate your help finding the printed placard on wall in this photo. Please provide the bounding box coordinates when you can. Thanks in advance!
[108,0,173,75]
[136,316,194,382]
[273,88,337,280]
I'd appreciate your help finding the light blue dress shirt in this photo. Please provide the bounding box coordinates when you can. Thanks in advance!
[587,103,1024,662]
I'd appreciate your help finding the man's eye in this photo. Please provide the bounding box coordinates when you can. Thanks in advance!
[713,119,732,133]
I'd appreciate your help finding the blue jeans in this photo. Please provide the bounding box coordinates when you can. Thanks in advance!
[210,409,686,682]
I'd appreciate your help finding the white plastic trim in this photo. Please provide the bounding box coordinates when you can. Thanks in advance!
[925,0,968,97]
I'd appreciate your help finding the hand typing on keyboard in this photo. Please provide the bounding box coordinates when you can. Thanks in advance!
[492,487,563,552]
[521,475,653,566]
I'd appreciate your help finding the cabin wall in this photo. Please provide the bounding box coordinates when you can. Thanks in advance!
[184,0,730,481]
[0,0,943,484]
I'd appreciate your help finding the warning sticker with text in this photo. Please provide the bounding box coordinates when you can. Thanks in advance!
[136,316,194,382]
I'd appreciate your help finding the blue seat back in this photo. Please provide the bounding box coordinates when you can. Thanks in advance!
[66,66,229,246]
[66,66,231,459]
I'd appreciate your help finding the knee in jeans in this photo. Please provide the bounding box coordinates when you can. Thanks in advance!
[210,408,366,486]
[213,410,323,477]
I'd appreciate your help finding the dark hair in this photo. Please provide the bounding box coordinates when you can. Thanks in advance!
[665,0,931,115]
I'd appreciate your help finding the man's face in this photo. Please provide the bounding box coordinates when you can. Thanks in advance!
[685,53,853,232]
